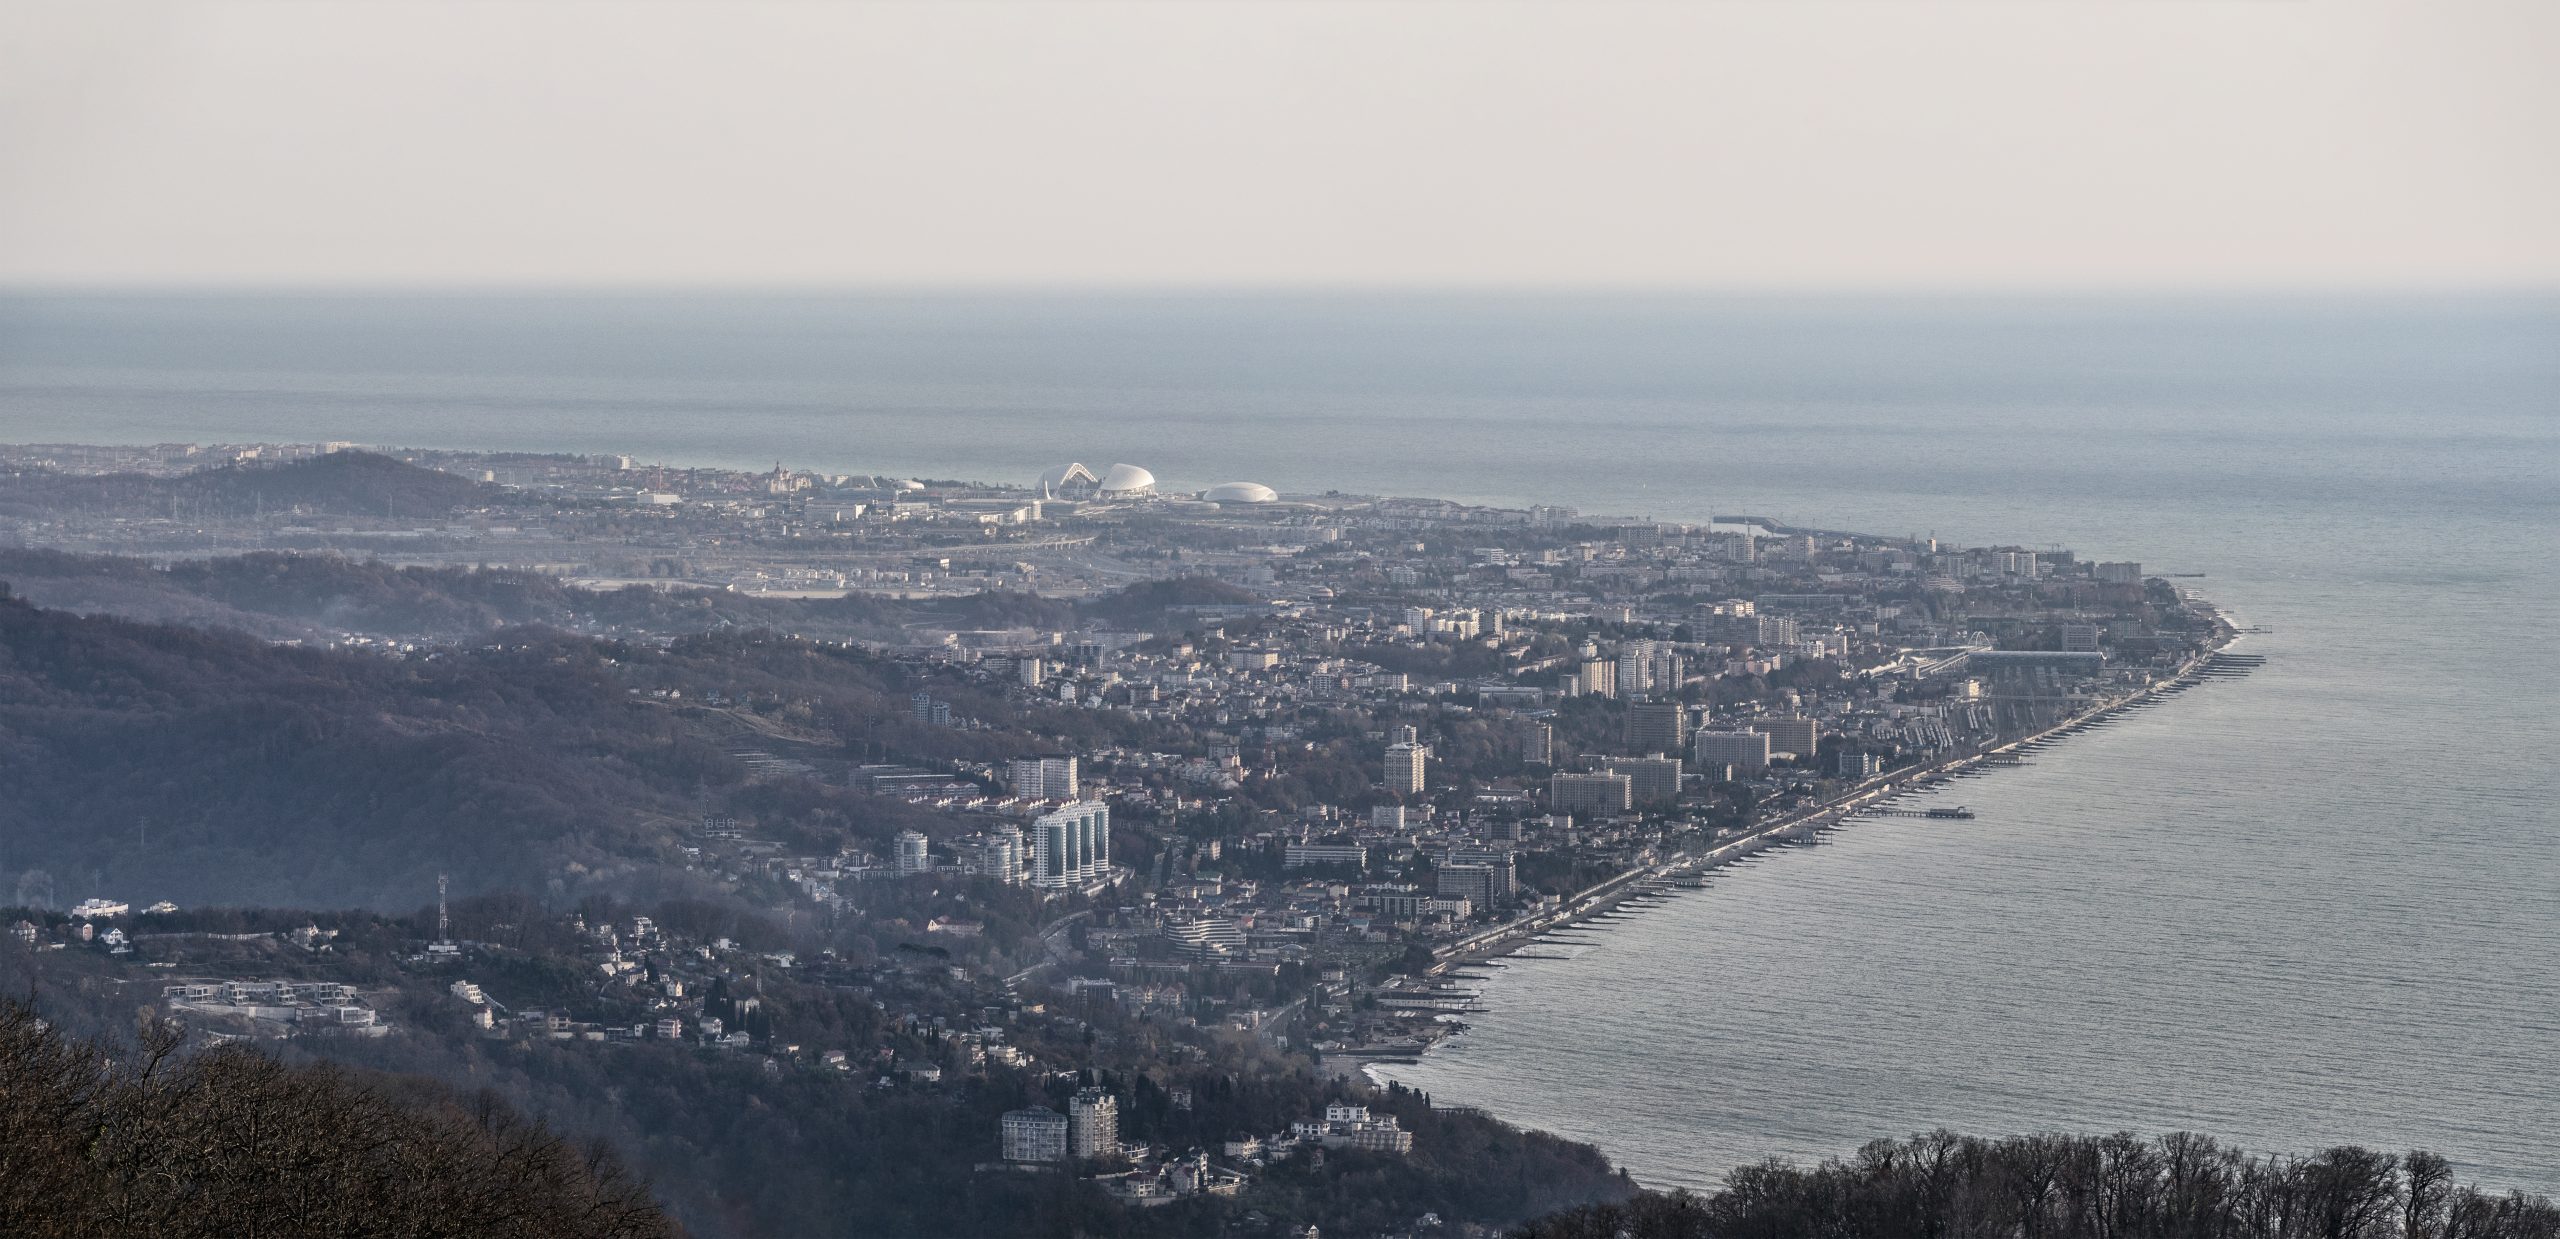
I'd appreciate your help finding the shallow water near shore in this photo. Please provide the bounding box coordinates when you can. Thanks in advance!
[5,291,2557,1190]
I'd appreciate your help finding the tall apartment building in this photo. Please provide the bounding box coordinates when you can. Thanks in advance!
[1625,702,1687,755]
[1599,755,1683,805]
[1008,755,1080,801]
[1755,614,1801,648]
[1748,717,1820,758]
[961,826,1025,884]
[2094,561,2142,585]
[1653,644,1682,693]
[2060,623,2101,652]
[1442,847,1518,901]
[1693,729,1773,769]
[1384,742,1430,796]
[1520,720,1554,766]
[1436,864,1504,908]
[1069,1088,1120,1159]
[1568,657,1618,698]
[1370,804,1406,832]
[1550,772,1634,817]
[894,830,932,876]
[1002,1107,1069,1163]
[1030,802,1111,890]
[1617,640,1658,696]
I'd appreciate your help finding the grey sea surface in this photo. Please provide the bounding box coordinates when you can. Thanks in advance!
[3,292,2555,1191]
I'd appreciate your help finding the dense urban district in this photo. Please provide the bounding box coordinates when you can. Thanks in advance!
[8,442,2522,1239]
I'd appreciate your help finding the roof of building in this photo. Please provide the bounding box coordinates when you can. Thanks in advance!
[1098,463,1156,495]
[1039,462,1099,492]
[1202,482,1278,504]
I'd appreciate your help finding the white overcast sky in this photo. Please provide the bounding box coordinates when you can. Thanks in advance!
[2,0,2553,289]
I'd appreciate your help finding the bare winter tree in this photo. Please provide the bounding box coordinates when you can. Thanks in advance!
[0,999,680,1239]
[1510,1130,2557,1239]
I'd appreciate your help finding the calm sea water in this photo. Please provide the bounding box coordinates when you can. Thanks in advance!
[4,293,2556,1190]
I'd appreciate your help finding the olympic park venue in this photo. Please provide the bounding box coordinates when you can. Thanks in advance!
[1037,464,1280,506]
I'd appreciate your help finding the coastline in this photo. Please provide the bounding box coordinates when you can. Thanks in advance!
[1348,602,2250,1103]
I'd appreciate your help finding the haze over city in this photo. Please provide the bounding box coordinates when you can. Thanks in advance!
[3,0,2556,289]
[1,4,2554,1239]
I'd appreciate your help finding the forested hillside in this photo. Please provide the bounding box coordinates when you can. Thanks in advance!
[0,450,500,519]
[1509,1131,2559,1239]
[0,591,1171,910]
[0,1000,676,1239]
[0,547,1264,644]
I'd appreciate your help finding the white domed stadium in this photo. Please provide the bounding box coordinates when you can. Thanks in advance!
[1202,482,1278,504]
[1097,463,1157,497]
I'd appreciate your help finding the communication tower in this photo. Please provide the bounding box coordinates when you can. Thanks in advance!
[428,873,460,957]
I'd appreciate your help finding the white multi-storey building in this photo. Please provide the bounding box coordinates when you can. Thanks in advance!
[1283,842,1367,870]
[961,826,1026,884]
[1030,802,1111,889]
[1069,1088,1120,1159]
[1162,916,1249,959]
[893,830,932,876]
[1384,742,1430,795]
[1003,1107,1070,1163]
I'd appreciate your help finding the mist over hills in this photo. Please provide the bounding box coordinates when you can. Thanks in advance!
[0,450,502,520]
[0,547,1266,645]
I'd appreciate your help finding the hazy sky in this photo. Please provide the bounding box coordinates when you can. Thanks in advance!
[2,0,2554,289]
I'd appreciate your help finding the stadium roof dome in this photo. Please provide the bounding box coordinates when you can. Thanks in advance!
[1038,462,1098,493]
[1097,463,1156,496]
[1202,482,1278,504]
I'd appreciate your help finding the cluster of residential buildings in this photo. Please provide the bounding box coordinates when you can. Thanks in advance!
[160,979,386,1036]
[0,442,2225,1199]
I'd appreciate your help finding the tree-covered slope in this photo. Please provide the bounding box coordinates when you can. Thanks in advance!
[0,592,1166,911]
[1509,1131,2558,1239]
[0,450,503,519]
[0,548,1263,644]
[0,1000,677,1239]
